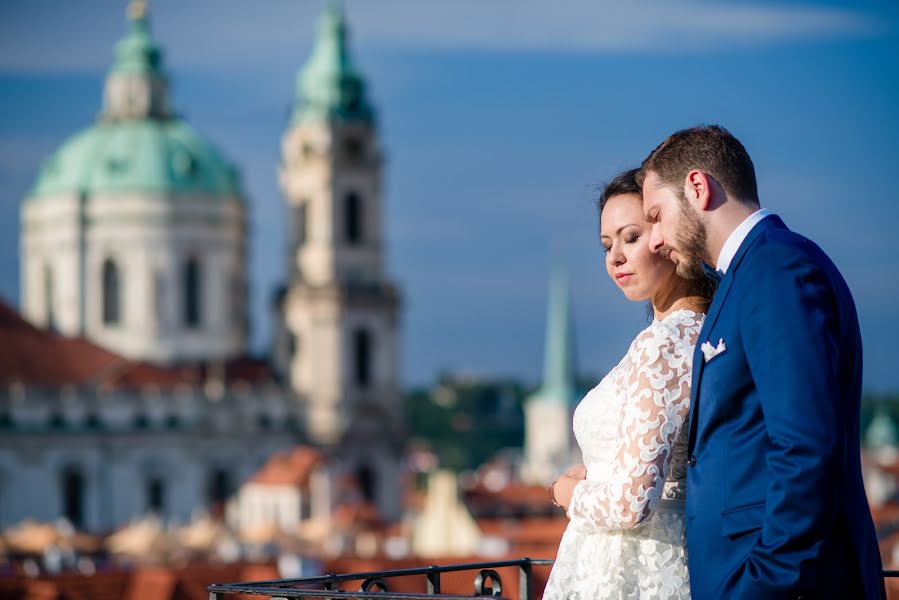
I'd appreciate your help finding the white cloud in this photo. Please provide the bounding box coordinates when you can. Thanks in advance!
[0,1,887,73]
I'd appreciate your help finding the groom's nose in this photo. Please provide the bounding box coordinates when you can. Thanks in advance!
[648,223,665,254]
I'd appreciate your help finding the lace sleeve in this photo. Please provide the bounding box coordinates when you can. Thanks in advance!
[567,318,696,531]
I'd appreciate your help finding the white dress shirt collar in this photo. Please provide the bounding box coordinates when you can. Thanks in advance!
[716,208,772,274]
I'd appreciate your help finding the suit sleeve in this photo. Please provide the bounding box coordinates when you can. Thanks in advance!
[732,240,843,599]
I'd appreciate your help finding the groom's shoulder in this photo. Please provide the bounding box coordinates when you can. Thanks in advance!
[747,222,834,271]
[742,223,849,293]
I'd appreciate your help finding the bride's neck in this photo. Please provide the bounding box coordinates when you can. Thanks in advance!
[652,282,708,321]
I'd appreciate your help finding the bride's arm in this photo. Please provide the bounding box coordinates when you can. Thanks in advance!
[565,322,695,531]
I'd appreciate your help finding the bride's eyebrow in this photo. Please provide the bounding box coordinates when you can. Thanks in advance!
[601,223,638,240]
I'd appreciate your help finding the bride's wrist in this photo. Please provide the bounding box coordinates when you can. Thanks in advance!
[549,474,574,509]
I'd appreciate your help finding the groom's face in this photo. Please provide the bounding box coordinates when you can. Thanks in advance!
[642,171,708,280]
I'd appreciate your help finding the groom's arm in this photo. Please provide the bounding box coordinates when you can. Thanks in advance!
[733,239,843,599]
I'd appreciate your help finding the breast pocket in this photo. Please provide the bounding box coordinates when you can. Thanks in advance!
[721,501,765,538]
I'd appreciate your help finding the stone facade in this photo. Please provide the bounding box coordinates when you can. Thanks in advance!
[21,194,246,364]
[274,4,404,520]
[0,379,300,531]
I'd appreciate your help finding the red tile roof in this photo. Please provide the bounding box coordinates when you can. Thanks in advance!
[250,446,323,487]
[0,562,279,600]
[0,299,276,390]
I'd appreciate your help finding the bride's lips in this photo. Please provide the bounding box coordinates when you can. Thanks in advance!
[615,272,634,284]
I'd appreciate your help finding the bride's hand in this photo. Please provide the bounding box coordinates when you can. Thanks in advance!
[565,464,587,480]
[551,475,580,511]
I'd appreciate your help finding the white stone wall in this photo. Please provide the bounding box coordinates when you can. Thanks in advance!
[522,397,580,485]
[278,118,404,520]
[0,384,301,532]
[20,193,247,364]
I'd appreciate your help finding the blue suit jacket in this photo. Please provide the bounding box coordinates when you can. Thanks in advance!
[685,215,884,600]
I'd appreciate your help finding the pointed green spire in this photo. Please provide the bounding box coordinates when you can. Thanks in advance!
[109,1,164,76]
[865,404,898,449]
[291,1,375,125]
[536,266,578,405]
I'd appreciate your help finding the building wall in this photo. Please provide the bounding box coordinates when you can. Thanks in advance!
[20,193,247,364]
[0,384,301,532]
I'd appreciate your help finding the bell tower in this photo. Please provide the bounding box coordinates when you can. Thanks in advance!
[277,2,403,519]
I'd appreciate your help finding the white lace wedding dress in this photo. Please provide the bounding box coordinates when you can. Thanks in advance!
[543,309,703,600]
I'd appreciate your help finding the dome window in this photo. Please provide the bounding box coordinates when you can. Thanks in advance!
[183,257,202,328]
[173,151,196,177]
[106,157,129,174]
[102,258,122,326]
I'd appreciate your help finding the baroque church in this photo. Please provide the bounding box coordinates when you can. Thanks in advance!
[1,1,404,531]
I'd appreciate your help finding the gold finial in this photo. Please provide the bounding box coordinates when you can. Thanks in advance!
[128,0,147,21]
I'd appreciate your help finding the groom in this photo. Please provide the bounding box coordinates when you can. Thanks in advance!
[638,125,884,599]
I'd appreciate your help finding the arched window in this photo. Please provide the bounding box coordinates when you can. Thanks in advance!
[147,477,165,514]
[293,202,307,248]
[207,468,230,505]
[183,257,201,328]
[152,271,165,332]
[231,274,244,332]
[356,464,376,502]
[345,192,363,245]
[353,328,372,388]
[44,263,55,329]
[61,466,85,528]
[102,258,121,325]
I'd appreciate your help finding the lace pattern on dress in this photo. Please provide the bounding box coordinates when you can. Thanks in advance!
[567,310,700,531]
[542,309,702,600]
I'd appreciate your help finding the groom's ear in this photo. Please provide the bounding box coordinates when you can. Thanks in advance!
[684,170,713,212]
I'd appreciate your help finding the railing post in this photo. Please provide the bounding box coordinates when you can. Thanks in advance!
[426,566,441,594]
[519,558,533,600]
[323,572,337,600]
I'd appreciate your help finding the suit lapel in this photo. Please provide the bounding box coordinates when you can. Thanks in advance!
[687,215,787,453]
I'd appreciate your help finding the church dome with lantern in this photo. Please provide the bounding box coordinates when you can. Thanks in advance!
[20,1,248,364]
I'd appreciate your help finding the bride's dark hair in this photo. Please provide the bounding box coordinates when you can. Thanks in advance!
[597,168,716,305]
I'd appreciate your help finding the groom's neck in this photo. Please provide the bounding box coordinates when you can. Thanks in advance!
[705,200,761,268]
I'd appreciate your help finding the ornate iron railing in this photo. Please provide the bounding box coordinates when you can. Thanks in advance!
[209,559,899,599]
[208,558,554,600]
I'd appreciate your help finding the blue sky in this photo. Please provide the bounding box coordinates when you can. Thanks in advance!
[1,1,897,390]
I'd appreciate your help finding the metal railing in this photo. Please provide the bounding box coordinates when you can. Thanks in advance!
[208,557,554,600]
[209,559,899,599]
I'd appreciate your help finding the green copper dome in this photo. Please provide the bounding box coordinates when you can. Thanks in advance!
[27,1,242,201]
[290,1,375,125]
[29,120,242,198]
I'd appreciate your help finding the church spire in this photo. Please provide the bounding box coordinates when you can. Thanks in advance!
[537,265,577,405]
[101,0,171,120]
[290,1,374,125]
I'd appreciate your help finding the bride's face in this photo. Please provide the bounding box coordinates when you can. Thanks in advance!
[600,193,677,302]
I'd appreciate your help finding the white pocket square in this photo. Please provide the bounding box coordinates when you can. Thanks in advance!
[701,338,727,363]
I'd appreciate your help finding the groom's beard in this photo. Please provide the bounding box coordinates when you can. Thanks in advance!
[672,192,709,281]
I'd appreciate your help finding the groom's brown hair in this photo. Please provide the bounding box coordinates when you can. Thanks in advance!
[638,125,760,206]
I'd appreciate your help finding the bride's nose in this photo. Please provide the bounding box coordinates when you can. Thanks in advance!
[608,244,626,266]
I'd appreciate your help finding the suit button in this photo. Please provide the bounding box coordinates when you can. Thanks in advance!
[688,455,697,467]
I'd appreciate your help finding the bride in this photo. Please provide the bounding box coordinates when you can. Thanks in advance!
[542,169,714,600]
